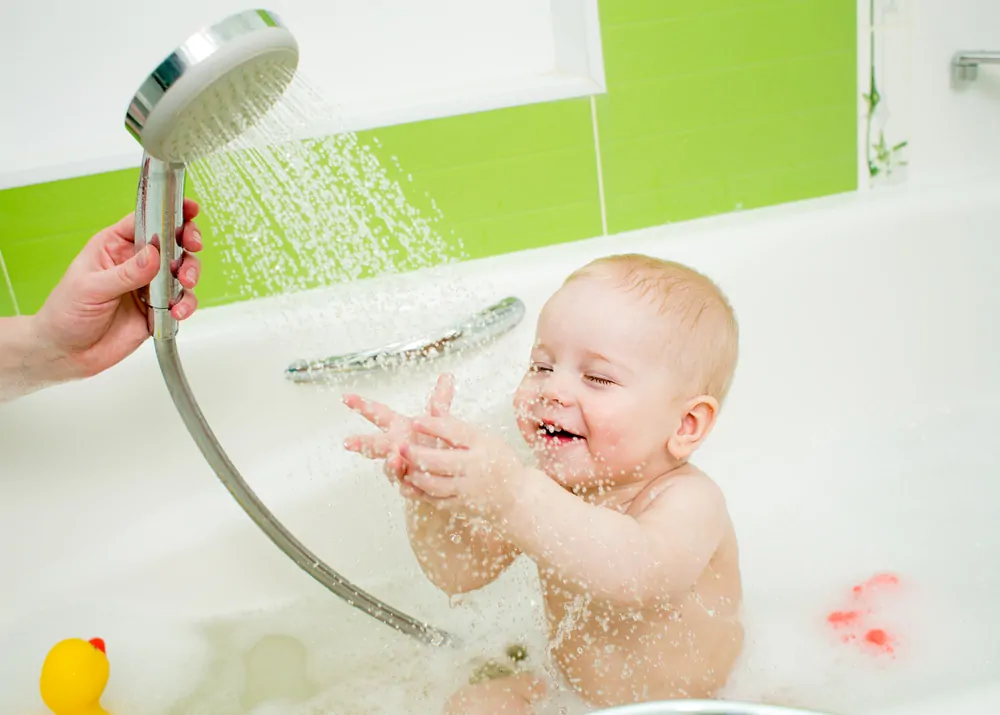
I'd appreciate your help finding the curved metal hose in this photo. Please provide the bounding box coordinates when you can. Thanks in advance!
[155,337,456,647]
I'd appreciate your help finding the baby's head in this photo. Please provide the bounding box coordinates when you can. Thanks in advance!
[513,253,738,490]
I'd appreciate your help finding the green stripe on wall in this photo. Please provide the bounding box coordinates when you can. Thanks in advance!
[0,268,15,317]
[0,0,856,317]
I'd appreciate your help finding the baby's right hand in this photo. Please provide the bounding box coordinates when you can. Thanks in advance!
[343,373,454,499]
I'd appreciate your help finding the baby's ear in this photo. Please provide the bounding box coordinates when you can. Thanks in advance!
[667,395,719,461]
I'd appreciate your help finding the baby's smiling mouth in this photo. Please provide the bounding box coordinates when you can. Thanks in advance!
[536,421,585,444]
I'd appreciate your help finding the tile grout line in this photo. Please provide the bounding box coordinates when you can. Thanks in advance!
[0,247,20,316]
[590,94,609,236]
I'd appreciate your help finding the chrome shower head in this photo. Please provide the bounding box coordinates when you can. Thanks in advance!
[124,9,299,341]
[125,9,299,164]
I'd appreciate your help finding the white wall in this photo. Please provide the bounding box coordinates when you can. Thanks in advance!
[0,0,604,190]
[859,0,1000,190]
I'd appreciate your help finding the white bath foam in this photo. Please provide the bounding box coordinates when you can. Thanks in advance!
[140,559,552,715]
[718,403,1000,714]
[9,402,997,715]
[10,396,1000,715]
[722,566,1000,714]
[0,600,210,715]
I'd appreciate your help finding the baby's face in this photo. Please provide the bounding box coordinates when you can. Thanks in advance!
[513,276,686,489]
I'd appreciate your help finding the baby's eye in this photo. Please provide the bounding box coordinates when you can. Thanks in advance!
[585,375,615,386]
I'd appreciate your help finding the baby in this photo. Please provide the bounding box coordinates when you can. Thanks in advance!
[344,253,744,713]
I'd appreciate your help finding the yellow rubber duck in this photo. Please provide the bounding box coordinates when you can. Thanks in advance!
[39,638,111,715]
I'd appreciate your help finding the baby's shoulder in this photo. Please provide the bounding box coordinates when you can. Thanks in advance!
[633,465,728,518]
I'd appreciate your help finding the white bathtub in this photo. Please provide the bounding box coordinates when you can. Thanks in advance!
[2,179,1000,715]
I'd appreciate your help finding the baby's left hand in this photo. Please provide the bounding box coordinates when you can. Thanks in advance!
[399,414,527,519]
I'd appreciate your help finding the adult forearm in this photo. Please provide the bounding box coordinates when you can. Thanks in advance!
[405,498,515,595]
[0,316,60,403]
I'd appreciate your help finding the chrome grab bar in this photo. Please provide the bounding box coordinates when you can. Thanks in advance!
[952,50,1000,82]
[285,296,526,383]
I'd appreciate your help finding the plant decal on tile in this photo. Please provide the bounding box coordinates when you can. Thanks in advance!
[865,0,908,183]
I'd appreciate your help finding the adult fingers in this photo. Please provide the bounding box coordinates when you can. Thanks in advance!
[87,243,159,302]
[179,220,204,253]
[172,252,201,290]
[170,289,198,321]
[183,198,200,221]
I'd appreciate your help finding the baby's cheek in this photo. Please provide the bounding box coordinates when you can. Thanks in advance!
[512,384,537,413]
[586,422,627,459]
[512,394,535,443]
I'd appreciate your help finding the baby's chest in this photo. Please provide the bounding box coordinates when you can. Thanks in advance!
[540,578,680,636]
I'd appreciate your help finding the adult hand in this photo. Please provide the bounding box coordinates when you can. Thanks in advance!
[31,199,203,381]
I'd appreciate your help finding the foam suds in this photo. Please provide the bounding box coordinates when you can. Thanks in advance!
[128,564,555,715]
[3,401,1000,715]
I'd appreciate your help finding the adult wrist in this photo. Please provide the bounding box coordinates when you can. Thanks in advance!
[0,315,59,401]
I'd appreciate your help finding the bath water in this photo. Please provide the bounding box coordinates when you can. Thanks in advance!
[5,400,998,715]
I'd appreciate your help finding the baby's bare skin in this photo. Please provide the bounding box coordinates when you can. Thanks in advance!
[345,255,744,713]
[544,468,744,708]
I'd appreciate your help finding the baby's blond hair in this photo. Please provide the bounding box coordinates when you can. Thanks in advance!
[565,254,739,403]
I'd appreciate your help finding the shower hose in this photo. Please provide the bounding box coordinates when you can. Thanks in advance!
[155,337,456,647]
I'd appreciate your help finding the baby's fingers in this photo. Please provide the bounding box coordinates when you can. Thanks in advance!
[406,470,460,499]
[383,450,407,481]
[400,442,463,476]
[344,432,394,459]
[412,414,476,449]
[343,394,402,431]
[383,452,437,502]
[426,373,455,417]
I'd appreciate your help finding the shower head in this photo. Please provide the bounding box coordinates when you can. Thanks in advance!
[125,9,299,164]
[124,9,299,341]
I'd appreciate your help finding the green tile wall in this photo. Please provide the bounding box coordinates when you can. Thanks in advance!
[596,0,858,233]
[0,0,856,317]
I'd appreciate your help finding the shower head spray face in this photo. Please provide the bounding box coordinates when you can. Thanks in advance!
[125,9,299,342]
[125,9,299,164]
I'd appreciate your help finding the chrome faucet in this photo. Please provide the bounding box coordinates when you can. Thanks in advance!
[952,50,1000,82]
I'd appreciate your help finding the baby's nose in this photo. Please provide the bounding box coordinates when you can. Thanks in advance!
[540,373,575,406]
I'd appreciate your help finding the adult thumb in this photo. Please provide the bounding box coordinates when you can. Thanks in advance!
[90,244,160,302]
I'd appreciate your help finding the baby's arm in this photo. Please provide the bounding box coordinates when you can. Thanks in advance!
[498,471,727,607]
[403,497,519,595]
[344,377,519,596]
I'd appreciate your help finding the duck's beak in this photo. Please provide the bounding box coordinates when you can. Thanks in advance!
[88,638,106,654]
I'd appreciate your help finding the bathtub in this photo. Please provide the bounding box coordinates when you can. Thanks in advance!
[2,177,1000,715]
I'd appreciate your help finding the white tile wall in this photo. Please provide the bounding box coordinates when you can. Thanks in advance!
[861,0,1000,190]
